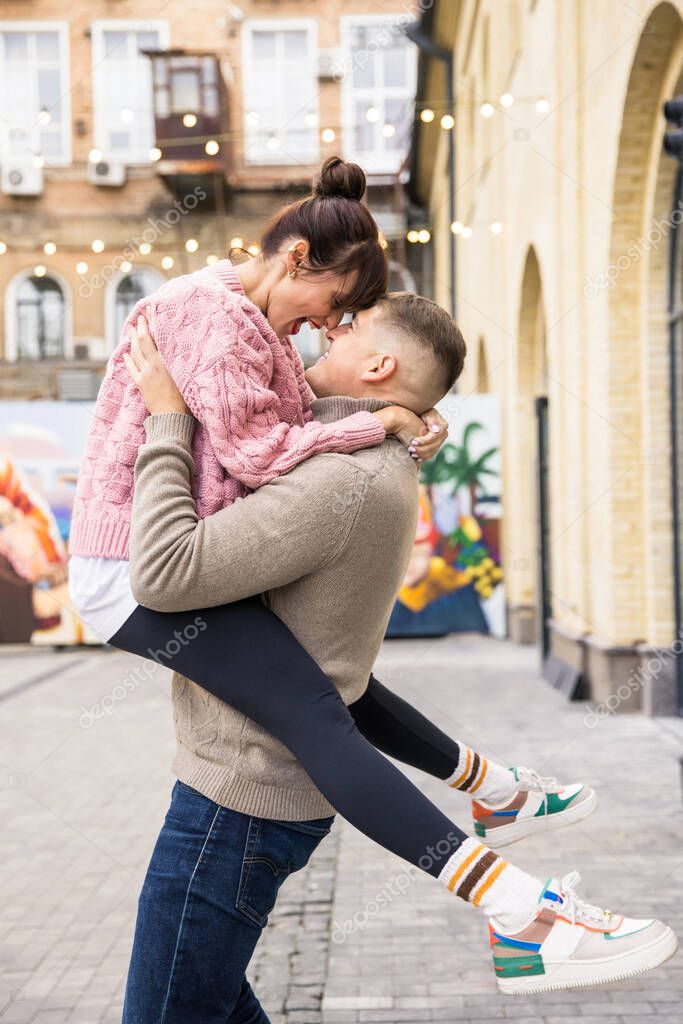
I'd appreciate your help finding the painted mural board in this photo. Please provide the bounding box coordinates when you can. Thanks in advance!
[387,393,504,638]
[0,394,503,645]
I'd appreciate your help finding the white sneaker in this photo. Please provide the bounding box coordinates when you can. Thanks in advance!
[490,871,678,994]
[473,767,598,847]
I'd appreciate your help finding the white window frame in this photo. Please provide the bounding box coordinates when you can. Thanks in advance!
[340,14,417,175]
[91,19,170,165]
[105,266,165,354]
[0,21,72,167]
[241,18,319,166]
[5,267,73,363]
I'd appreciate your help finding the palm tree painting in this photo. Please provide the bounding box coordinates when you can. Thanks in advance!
[387,407,504,638]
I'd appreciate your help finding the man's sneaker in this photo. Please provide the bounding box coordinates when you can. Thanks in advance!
[490,871,677,994]
[473,767,597,847]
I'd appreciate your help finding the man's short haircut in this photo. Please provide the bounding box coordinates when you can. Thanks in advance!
[376,292,467,395]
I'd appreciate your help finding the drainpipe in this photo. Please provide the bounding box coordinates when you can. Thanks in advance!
[405,20,456,320]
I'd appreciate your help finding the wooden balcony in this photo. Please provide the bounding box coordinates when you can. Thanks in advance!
[145,50,231,190]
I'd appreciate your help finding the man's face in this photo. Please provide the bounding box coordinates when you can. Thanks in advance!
[305,305,384,398]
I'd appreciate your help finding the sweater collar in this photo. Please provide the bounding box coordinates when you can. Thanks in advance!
[310,395,393,423]
[210,258,246,296]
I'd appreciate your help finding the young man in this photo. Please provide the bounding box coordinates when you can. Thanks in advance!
[120,295,675,1021]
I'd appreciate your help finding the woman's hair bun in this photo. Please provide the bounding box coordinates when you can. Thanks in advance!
[313,156,366,201]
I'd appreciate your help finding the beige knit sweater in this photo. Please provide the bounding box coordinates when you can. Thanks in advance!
[130,396,419,821]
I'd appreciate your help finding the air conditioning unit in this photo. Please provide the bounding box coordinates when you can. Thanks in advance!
[317,48,344,81]
[1,162,43,196]
[87,159,126,187]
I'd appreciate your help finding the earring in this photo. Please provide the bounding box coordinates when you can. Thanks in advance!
[288,269,297,278]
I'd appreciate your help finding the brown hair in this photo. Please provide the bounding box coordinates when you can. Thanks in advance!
[259,156,388,311]
[377,292,467,395]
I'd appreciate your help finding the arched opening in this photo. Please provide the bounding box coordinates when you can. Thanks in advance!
[605,2,683,711]
[476,337,489,393]
[4,269,72,362]
[506,246,548,650]
[105,267,166,352]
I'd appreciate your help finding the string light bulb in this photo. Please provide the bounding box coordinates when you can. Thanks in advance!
[183,113,197,127]
[500,93,514,108]
[247,244,260,256]
[139,242,152,255]
[43,242,56,255]
[149,147,162,161]
[490,221,503,235]
[406,229,419,243]
[450,221,463,235]
[366,107,380,123]
[461,226,473,239]
[0,242,7,255]
[536,98,550,113]
[230,236,244,250]
[382,123,396,137]
[185,238,199,253]
[89,148,102,163]
[417,229,431,244]
[206,254,218,265]
[480,102,494,118]
[120,260,132,272]
[34,264,47,277]
[321,128,335,143]
[161,256,174,270]
[420,108,435,123]
[32,155,44,168]
[76,261,88,274]
[440,114,455,130]
[91,239,104,253]
[205,139,219,155]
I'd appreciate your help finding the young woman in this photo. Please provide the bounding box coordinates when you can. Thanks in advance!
[70,156,607,941]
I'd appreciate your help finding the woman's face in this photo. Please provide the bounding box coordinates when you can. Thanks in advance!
[266,265,359,340]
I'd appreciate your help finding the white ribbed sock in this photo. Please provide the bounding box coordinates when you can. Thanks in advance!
[446,746,517,806]
[438,836,543,934]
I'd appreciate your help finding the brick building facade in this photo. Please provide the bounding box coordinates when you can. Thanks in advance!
[0,1,421,397]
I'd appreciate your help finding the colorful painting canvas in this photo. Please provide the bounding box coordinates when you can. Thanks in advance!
[0,401,99,645]
[387,394,504,638]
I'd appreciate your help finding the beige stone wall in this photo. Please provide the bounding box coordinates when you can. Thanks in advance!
[421,0,683,652]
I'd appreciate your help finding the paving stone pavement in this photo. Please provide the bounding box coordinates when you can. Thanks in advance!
[322,634,683,1024]
[0,646,338,1024]
[1,634,682,1023]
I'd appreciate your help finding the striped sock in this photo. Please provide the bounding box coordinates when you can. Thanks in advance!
[438,837,543,933]
[445,746,517,805]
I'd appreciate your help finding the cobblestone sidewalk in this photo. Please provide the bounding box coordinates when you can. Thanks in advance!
[2,635,682,1023]
[0,647,337,1023]
[322,635,683,1024]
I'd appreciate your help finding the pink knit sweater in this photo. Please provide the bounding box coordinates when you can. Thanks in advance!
[69,260,386,560]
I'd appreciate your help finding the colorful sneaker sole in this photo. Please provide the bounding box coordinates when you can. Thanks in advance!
[477,786,598,848]
[496,924,678,994]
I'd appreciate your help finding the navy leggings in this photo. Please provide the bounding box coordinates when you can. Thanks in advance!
[109,597,469,876]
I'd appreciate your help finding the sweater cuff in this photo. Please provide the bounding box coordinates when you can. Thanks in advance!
[144,412,196,447]
[351,410,387,444]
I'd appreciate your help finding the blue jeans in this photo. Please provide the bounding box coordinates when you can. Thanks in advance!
[122,780,335,1024]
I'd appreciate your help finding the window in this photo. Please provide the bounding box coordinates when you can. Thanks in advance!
[242,20,318,165]
[112,269,165,345]
[0,22,71,165]
[91,20,170,163]
[16,275,66,360]
[341,16,417,174]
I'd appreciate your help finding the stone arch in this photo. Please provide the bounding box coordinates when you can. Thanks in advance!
[505,245,547,645]
[606,2,683,649]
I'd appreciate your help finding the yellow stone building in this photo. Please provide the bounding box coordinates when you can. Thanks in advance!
[410,0,683,714]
